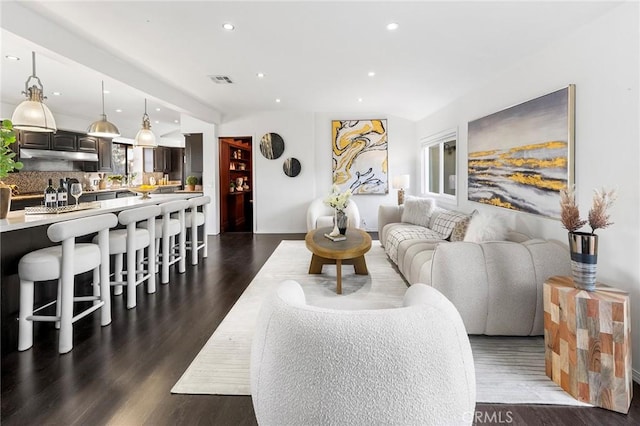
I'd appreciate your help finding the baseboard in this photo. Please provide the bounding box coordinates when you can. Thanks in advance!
[634,368,640,384]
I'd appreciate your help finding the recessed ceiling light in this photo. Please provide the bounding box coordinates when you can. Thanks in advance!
[275,98,281,103]
[174,119,179,123]
[52,92,61,96]
[368,71,375,77]
[222,22,235,31]
[386,22,399,31]
[156,107,161,111]
[358,98,363,103]
[155,120,159,124]
[257,72,265,78]
[5,55,20,61]
[103,90,110,94]
[115,109,122,113]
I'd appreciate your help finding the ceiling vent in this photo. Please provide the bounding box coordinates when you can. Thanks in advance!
[209,75,234,84]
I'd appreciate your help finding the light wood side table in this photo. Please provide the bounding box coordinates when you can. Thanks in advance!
[543,275,632,414]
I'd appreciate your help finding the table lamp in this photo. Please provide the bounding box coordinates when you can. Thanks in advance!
[392,175,410,205]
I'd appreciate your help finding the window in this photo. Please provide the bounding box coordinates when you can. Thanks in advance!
[420,129,457,200]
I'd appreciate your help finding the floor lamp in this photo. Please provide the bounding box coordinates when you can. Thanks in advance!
[392,175,410,205]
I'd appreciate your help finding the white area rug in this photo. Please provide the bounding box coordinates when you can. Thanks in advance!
[172,240,589,406]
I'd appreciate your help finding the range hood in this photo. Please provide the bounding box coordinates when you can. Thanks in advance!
[20,148,98,162]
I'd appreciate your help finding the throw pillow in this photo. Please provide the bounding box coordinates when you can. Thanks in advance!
[463,211,507,243]
[431,210,471,239]
[401,196,436,228]
[449,215,472,242]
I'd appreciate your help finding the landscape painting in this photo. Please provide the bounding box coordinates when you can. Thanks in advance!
[331,119,388,195]
[467,85,575,218]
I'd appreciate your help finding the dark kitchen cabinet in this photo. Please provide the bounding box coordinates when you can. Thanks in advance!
[19,131,50,149]
[185,133,203,183]
[97,138,113,172]
[77,136,98,153]
[153,147,170,173]
[51,131,77,151]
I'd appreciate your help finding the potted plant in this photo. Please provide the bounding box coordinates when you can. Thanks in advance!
[560,185,616,291]
[186,176,198,191]
[107,174,124,188]
[0,120,23,219]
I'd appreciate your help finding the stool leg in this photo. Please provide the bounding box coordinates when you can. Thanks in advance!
[126,245,137,310]
[162,234,170,284]
[191,221,197,265]
[59,241,75,354]
[98,228,112,326]
[203,204,209,259]
[114,253,124,296]
[93,268,100,304]
[18,279,35,351]
[55,280,61,329]
[147,221,156,294]
[136,248,144,281]
[179,211,186,273]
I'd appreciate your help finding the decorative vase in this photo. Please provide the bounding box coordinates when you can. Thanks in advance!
[336,209,348,235]
[0,184,11,219]
[328,209,341,237]
[568,232,598,291]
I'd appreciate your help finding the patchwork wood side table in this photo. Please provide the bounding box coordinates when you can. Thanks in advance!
[543,275,632,414]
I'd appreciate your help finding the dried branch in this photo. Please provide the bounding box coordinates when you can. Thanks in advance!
[588,188,616,233]
[559,185,587,232]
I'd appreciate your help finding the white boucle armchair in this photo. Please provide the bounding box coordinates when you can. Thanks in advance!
[250,280,476,426]
[306,198,361,231]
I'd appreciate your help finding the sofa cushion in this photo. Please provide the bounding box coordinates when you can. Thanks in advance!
[384,223,443,264]
[400,196,436,227]
[431,210,471,239]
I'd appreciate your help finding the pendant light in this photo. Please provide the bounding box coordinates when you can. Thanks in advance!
[11,51,57,132]
[87,80,120,137]
[134,98,157,147]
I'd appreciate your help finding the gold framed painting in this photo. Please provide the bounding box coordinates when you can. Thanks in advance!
[467,85,575,218]
[331,119,388,195]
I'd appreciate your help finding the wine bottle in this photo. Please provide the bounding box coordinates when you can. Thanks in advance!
[44,178,57,208]
[57,178,68,207]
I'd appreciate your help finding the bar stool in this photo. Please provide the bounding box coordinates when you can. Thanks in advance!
[177,195,210,265]
[140,199,188,284]
[94,205,160,309]
[18,213,117,354]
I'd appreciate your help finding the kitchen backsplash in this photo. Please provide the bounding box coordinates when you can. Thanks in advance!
[3,171,174,194]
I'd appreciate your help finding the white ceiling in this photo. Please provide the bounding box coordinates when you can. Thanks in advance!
[0,1,623,141]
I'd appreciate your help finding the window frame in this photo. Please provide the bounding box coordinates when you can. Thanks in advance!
[420,128,458,203]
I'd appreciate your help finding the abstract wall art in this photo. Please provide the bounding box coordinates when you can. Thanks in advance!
[331,119,388,195]
[467,85,575,218]
[259,132,285,159]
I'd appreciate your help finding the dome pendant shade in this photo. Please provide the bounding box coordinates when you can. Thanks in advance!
[87,81,120,137]
[87,114,120,138]
[12,52,57,132]
[134,99,157,147]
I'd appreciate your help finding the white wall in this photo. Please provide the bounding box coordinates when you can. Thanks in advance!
[416,2,640,378]
[218,112,416,233]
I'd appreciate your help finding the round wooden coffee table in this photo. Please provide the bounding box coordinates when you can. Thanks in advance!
[304,227,372,294]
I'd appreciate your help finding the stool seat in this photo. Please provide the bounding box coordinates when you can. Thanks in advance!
[19,243,100,282]
[140,218,180,237]
[94,228,150,255]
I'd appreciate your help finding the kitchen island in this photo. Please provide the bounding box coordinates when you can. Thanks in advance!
[0,192,202,355]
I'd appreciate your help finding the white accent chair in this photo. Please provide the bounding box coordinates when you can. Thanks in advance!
[95,205,160,309]
[140,199,188,284]
[251,280,476,426]
[306,198,361,231]
[18,213,117,354]
[177,195,210,265]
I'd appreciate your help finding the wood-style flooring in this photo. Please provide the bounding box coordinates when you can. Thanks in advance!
[2,233,638,425]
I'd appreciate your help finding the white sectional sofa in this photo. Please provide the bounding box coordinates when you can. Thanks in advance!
[378,198,571,335]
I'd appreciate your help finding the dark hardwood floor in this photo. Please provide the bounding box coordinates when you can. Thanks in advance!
[2,233,638,425]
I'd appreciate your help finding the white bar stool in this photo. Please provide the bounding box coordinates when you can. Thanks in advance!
[18,213,117,354]
[175,195,210,265]
[140,199,188,284]
[94,205,161,309]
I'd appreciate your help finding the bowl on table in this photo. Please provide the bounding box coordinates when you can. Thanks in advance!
[127,185,158,199]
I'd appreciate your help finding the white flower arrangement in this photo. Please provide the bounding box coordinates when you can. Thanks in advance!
[324,185,352,211]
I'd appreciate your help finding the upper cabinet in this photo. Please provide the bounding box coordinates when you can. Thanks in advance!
[19,131,50,149]
[97,138,113,172]
[77,136,99,153]
[51,131,77,151]
[18,130,99,155]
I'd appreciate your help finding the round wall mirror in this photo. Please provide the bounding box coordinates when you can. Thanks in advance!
[259,132,285,159]
[283,157,301,177]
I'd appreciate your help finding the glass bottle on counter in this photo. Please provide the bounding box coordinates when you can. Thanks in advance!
[57,179,68,207]
[44,179,57,208]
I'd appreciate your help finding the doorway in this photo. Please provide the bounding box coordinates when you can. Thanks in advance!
[219,136,253,232]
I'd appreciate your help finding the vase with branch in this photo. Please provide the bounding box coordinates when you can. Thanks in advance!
[560,185,616,291]
[324,185,352,236]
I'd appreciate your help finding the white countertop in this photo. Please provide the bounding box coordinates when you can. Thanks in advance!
[1,193,200,233]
